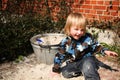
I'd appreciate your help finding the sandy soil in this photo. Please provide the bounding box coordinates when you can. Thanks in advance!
[0,53,120,80]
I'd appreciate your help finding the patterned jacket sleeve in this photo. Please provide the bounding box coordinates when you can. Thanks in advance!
[52,37,68,73]
[54,37,68,66]
[86,33,108,55]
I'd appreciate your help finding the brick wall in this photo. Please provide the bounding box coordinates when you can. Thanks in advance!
[48,0,120,20]
[71,0,120,20]
[44,0,120,20]
[1,0,120,20]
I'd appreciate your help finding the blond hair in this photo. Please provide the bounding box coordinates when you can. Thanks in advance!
[64,13,87,36]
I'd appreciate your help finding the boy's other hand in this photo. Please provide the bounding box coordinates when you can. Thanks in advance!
[104,50,118,57]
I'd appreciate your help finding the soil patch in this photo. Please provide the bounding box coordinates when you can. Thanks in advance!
[0,53,120,80]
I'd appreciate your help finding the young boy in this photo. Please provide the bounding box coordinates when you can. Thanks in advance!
[52,13,118,80]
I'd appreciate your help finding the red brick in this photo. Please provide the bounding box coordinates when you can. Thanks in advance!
[79,9,84,13]
[112,1,119,5]
[90,10,96,14]
[97,1,104,5]
[85,9,90,13]
[82,5,92,9]
[91,1,96,4]
[104,1,109,5]
[93,5,106,10]
[97,11,103,14]
[84,1,90,4]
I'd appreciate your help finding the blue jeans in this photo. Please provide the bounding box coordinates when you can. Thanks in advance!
[62,56,100,80]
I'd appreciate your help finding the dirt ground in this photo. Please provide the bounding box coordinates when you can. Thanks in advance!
[0,53,120,80]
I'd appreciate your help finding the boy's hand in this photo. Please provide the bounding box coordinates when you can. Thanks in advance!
[52,64,61,73]
[104,50,118,57]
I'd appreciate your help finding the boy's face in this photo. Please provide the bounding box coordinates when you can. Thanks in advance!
[69,25,85,40]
